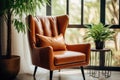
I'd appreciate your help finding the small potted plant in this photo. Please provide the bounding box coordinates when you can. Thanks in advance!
[84,22,115,49]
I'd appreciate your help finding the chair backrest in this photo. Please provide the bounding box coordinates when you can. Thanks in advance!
[28,15,69,49]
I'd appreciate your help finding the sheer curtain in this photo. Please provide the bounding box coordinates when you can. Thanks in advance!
[12,26,34,74]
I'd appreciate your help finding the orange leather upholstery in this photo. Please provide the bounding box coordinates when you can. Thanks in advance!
[27,15,90,80]
[36,34,67,51]
[54,51,86,65]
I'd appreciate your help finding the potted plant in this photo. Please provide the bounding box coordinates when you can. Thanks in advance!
[0,0,49,80]
[85,22,115,49]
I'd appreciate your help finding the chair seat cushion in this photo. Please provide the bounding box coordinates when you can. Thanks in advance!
[54,51,86,65]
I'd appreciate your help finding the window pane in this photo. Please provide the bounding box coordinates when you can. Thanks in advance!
[84,0,100,24]
[36,5,46,16]
[52,0,66,16]
[106,0,119,25]
[65,28,89,44]
[69,0,81,24]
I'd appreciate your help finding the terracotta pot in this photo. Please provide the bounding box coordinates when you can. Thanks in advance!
[95,41,105,49]
[0,55,20,80]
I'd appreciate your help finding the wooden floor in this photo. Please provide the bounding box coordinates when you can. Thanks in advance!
[15,69,120,80]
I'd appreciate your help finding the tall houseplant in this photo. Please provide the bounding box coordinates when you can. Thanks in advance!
[85,22,115,49]
[0,0,49,58]
[0,0,49,79]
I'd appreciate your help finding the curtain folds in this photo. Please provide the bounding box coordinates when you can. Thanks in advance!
[12,26,34,74]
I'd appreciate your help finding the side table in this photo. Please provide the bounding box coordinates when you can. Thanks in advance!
[89,48,112,78]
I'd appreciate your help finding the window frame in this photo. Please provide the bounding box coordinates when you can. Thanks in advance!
[46,0,120,71]
[47,0,120,28]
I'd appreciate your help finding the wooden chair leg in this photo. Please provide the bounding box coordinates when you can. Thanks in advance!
[80,66,85,80]
[50,70,53,80]
[33,66,38,76]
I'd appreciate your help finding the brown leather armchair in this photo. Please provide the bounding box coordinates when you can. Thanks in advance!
[27,15,90,80]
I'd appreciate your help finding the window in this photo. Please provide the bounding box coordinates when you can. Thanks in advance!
[36,5,46,16]
[46,0,120,70]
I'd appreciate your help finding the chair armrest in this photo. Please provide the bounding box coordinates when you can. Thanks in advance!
[66,43,91,63]
[32,46,54,69]
[66,43,90,53]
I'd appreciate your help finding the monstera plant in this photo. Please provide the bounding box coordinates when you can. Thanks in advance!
[0,0,49,80]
